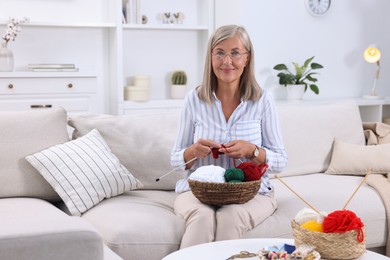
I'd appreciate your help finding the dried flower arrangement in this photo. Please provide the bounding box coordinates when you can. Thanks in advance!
[2,17,30,45]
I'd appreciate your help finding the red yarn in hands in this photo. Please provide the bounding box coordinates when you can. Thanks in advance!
[322,210,365,243]
[211,148,223,159]
[236,162,268,181]
[211,144,226,159]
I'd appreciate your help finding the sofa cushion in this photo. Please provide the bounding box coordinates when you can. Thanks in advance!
[81,190,185,260]
[68,113,184,190]
[25,129,143,216]
[0,198,104,260]
[326,140,390,175]
[275,102,365,177]
[0,107,69,200]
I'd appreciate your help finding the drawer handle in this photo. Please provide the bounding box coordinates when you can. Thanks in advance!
[68,83,73,88]
[31,105,52,109]
[8,84,13,89]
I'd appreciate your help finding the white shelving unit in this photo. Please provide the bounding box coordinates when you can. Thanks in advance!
[354,98,390,122]
[0,0,215,115]
[0,0,116,114]
[112,0,215,115]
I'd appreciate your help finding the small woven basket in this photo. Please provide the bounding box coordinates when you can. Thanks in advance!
[291,220,366,260]
[188,179,260,206]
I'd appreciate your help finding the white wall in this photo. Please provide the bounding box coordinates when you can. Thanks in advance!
[215,0,390,100]
[1,0,389,110]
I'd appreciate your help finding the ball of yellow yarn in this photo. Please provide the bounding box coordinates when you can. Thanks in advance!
[301,220,323,232]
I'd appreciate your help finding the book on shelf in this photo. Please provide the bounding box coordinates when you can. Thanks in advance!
[124,0,141,24]
[31,68,79,72]
[28,63,76,69]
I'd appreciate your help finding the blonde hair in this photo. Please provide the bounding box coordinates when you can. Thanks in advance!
[197,24,262,103]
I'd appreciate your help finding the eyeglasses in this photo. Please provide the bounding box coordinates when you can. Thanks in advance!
[212,50,248,61]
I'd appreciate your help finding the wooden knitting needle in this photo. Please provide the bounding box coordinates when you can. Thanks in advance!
[342,169,372,210]
[155,157,197,182]
[275,175,320,214]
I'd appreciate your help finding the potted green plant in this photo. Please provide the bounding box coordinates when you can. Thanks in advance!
[171,70,187,99]
[273,56,323,100]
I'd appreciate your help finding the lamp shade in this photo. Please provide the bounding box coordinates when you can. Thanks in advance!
[364,46,381,63]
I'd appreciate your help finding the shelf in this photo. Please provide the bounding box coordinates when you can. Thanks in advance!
[122,24,209,30]
[351,97,390,106]
[0,20,116,28]
[276,97,390,106]
[123,99,183,109]
[0,71,98,78]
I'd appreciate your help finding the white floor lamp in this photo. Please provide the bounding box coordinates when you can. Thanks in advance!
[363,45,383,99]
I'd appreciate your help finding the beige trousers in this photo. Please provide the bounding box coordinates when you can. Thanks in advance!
[174,191,277,249]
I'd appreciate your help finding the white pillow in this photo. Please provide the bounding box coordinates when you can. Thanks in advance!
[326,140,390,175]
[25,129,143,216]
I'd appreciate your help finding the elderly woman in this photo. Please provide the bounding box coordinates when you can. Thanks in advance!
[171,24,287,248]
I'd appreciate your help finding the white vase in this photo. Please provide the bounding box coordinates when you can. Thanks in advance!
[171,84,187,99]
[287,84,305,101]
[0,42,14,72]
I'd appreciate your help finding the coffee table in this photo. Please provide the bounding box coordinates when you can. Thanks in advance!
[162,238,389,260]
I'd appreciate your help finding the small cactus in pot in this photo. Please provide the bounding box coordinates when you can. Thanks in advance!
[171,70,187,99]
[171,70,187,85]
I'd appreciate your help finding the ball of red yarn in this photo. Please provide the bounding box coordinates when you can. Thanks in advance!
[322,210,365,242]
[236,162,268,181]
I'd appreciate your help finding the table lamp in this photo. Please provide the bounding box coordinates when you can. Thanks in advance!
[363,45,383,99]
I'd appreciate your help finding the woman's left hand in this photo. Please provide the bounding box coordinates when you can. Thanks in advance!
[220,140,255,159]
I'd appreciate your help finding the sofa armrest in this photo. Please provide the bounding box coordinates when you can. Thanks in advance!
[0,198,105,260]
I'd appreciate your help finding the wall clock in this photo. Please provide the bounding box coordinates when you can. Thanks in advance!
[305,0,331,17]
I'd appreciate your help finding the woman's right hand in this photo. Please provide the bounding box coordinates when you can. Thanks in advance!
[184,139,221,168]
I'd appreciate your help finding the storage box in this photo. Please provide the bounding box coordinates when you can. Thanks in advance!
[124,86,150,101]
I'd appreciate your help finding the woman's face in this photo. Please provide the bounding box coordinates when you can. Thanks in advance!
[211,36,248,87]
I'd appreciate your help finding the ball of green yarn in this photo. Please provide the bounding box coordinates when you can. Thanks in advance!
[224,168,245,182]
[228,180,242,183]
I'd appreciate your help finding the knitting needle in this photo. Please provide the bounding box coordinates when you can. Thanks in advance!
[275,175,320,214]
[342,169,372,210]
[155,157,197,182]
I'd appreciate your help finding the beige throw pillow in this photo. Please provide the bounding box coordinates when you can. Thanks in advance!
[68,112,183,190]
[0,107,69,200]
[275,102,365,177]
[326,140,390,175]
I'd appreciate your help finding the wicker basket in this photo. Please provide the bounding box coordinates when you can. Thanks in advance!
[188,179,261,206]
[292,220,366,260]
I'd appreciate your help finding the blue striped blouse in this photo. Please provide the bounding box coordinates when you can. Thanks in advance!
[171,88,287,194]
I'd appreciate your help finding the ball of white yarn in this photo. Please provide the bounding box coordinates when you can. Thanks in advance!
[316,211,328,224]
[294,208,319,225]
[189,165,226,183]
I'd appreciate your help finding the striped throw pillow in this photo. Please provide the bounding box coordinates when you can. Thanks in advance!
[26,129,143,216]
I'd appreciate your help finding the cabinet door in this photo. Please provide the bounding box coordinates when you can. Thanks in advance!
[0,95,96,113]
[0,76,99,113]
[0,77,96,95]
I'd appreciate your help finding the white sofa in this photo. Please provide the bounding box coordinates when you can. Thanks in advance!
[0,101,387,260]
